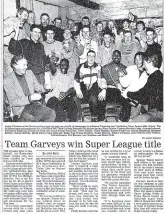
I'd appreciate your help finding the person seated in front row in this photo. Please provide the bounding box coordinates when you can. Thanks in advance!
[101,50,131,122]
[45,59,78,122]
[74,50,107,121]
[120,52,149,119]
[4,54,56,122]
[122,53,163,122]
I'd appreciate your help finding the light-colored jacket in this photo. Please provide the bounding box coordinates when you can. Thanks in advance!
[4,70,44,116]
[97,43,116,67]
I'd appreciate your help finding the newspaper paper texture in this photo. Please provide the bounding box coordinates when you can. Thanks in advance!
[1,0,164,214]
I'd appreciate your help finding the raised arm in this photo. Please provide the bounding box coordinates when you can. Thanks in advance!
[8,22,23,55]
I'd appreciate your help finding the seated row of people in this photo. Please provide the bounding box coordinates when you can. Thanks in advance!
[4,50,163,122]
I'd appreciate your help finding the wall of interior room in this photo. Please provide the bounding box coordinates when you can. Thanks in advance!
[4,0,17,19]
[3,0,163,26]
[19,0,59,24]
[33,0,59,24]
[66,0,163,22]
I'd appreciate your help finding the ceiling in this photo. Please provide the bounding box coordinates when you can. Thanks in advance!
[36,0,123,8]
[36,0,75,7]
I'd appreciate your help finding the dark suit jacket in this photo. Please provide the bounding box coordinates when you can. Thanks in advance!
[127,70,163,111]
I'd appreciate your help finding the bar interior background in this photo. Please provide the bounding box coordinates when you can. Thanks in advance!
[4,0,163,29]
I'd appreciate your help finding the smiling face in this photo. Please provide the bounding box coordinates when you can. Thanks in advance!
[96,23,103,32]
[146,31,155,45]
[124,32,132,44]
[14,58,28,75]
[30,27,41,42]
[41,15,49,27]
[104,34,111,46]
[55,19,62,28]
[119,31,124,40]
[112,51,121,64]
[64,29,71,40]
[87,52,96,66]
[67,20,74,30]
[46,30,55,43]
[137,23,144,32]
[135,55,143,70]
[18,11,28,23]
[27,12,35,25]
[82,18,89,26]
[60,60,69,74]
[82,27,90,39]
[123,20,129,30]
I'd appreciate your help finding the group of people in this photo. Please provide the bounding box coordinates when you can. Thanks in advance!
[3,7,163,122]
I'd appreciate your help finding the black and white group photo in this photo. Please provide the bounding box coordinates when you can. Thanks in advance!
[3,0,163,122]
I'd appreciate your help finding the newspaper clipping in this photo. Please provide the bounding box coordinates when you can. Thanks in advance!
[1,0,164,214]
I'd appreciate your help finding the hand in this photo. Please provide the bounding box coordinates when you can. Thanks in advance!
[76,90,83,99]
[121,90,128,99]
[59,92,66,101]
[98,89,106,101]
[30,93,42,101]
[85,38,91,45]
[117,84,123,91]
[49,52,59,63]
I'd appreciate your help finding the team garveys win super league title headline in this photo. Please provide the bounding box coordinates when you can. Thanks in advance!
[5,139,162,149]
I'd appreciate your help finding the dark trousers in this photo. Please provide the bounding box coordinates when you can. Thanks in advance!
[105,88,131,122]
[130,109,163,122]
[35,73,45,86]
[18,103,56,122]
[80,82,105,121]
[46,96,78,122]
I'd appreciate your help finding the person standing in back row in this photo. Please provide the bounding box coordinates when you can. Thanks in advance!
[4,7,29,77]
[9,24,48,85]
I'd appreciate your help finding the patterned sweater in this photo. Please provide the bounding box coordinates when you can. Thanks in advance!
[74,62,107,93]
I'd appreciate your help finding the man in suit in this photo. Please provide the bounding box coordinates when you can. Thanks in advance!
[4,54,56,122]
